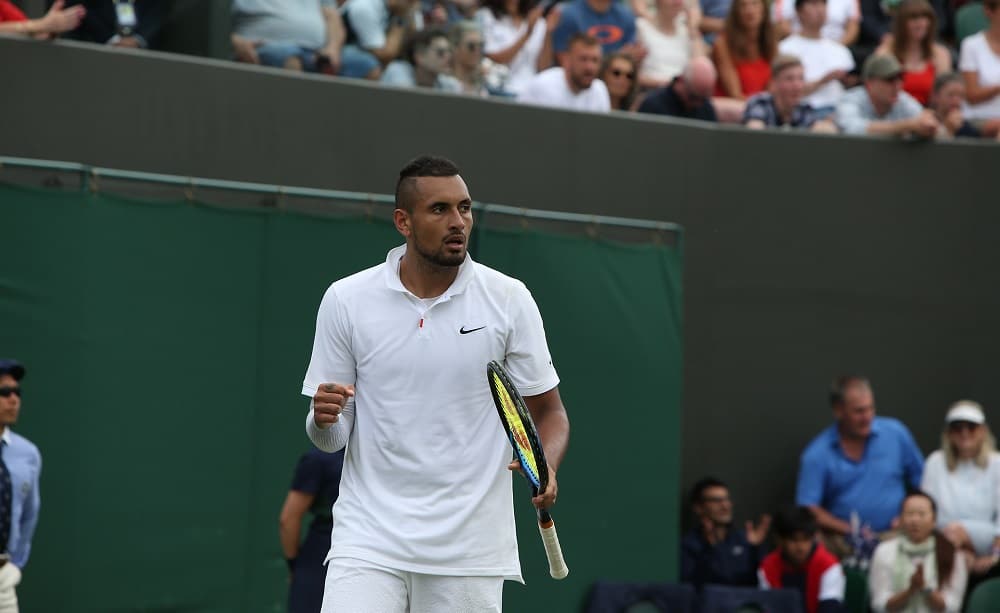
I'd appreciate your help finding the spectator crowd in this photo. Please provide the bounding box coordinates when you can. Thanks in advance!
[1,0,999,140]
[682,376,1000,612]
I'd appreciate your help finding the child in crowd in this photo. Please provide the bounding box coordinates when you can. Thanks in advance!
[759,506,847,613]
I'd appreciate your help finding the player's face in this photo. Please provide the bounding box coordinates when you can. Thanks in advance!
[0,374,21,428]
[833,384,874,439]
[900,495,935,543]
[698,486,734,524]
[566,42,602,90]
[403,175,474,268]
[781,533,815,567]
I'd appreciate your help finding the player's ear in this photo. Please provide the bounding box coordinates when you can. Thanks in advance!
[394,208,411,237]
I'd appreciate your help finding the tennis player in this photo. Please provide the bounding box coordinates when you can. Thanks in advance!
[301,155,570,612]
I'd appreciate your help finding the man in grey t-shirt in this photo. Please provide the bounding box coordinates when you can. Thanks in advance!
[835,54,939,138]
[231,0,380,79]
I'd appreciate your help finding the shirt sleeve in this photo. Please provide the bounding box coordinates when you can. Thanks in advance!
[819,563,846,601]
[959,37,979,73]
[551,8,577,53]
[302,285,357,397]
[290,452,325,494]
[758,567,771,589]
[992,455,1000,537]
[345,0,387,50]
[898,423,924,489]
[742,96,770,124]
[868,541,895,612]
[941,547,968,611]
[504,281,560,396]
[622,9,637,45]
[835,93,870,135]
[919,451,941,503]
[796,446,826,506]
[11,449,40,569]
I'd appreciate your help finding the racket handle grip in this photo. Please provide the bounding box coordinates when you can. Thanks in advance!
[538,518,569,580]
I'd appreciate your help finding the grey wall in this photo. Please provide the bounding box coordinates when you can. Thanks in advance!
[3,36,999,539]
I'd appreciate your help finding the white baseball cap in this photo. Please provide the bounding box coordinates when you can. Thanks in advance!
[945,401,985,425]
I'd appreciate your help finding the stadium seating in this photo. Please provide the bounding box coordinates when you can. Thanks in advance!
[843,566,870,613]
[584,581,697,613]
[699,584,804,613]
[956,2,989,46]
[966,576,1000,613]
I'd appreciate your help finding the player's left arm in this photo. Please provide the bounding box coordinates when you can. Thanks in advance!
[524,387,570,509]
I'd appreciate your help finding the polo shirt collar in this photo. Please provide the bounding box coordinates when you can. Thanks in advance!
[827,417,882,447]
[383,244,477,299]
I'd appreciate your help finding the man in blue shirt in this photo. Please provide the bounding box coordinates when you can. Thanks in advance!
[796,376,923,546]
[680,477,771,588]
[551,0,639,57]
[0,359,41,613]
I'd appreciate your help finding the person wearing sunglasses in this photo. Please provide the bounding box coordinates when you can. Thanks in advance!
[0,358,41,613]
[381,28,463,90]
[636,55,718,120]
[599,52,640,109]
[449,21,491,96]
[921,401,1000,578]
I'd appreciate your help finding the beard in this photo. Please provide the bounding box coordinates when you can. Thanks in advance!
[412,232,467,268]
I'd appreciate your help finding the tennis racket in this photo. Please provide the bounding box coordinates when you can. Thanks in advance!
[487,360,569,580]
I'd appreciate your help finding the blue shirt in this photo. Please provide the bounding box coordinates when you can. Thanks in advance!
[796,416,923,532]
[552,0,637,54]
[2,429,41,568]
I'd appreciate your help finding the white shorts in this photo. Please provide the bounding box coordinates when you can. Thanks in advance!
[320,557,503,613]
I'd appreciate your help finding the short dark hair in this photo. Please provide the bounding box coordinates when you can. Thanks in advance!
[567,32,601,51]
[772,505,817,539]
[405,28,450,64]
[395,155,462,211]
[689,477,727,507]
[829,375,871,407]
[795,0,826,10]
[933,71,963,94]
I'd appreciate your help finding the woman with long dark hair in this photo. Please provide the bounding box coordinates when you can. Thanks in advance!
[868,492,968,613]
[874,0,951,105]
[600,52,641,110]
[712,0,777,99]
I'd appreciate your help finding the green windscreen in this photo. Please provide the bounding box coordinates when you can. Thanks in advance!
[0,183,682,612]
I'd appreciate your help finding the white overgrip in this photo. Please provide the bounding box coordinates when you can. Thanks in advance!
[538,518,569,579]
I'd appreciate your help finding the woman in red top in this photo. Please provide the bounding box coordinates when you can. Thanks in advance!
[0,0,84,38]
[875,0,952,105]
[712,0,777,99]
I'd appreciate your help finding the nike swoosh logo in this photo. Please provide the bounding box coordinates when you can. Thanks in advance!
[459,325,486,334]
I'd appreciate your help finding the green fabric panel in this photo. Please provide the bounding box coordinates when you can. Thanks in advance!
[0,186,681,612]
[476,228,683,612]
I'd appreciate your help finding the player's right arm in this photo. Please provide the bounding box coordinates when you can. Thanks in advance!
[303,285,357,452]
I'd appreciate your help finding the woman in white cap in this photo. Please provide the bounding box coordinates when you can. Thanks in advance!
[920,400,1000,576]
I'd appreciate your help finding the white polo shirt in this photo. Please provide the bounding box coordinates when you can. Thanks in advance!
[302,244,560,580]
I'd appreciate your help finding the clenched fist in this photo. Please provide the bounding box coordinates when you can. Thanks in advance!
[312,383,354,429]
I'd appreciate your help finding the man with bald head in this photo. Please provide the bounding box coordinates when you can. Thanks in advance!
[637,56,718,120]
